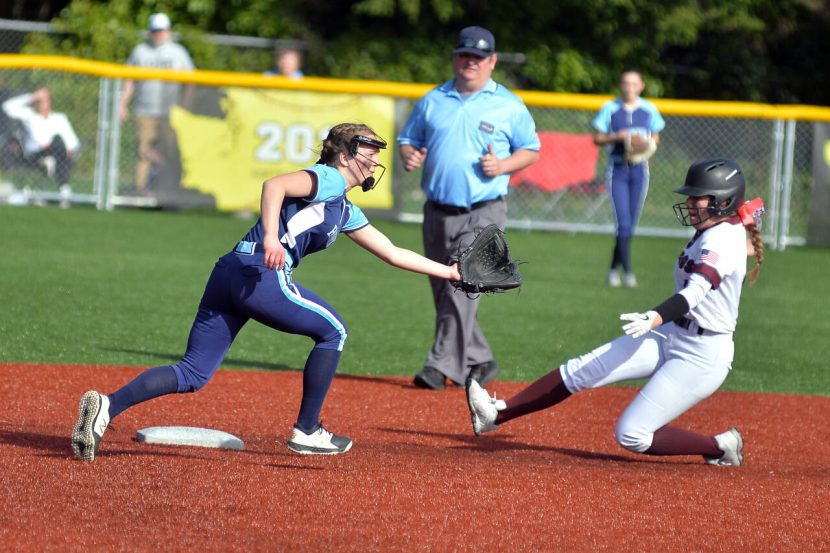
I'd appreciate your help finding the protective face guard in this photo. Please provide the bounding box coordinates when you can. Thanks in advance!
[672,200,717,227]
[674,196,765,228]
[349,135,388,191]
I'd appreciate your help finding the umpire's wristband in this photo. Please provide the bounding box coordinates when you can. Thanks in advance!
[652,293,691,324]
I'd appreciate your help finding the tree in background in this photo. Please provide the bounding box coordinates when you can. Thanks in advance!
[11,0,830,105]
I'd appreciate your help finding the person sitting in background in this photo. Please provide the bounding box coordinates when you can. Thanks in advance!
[2,86,80,188]
[265,45,304,78]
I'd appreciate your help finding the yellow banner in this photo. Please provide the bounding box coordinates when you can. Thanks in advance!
[170,88,396,212]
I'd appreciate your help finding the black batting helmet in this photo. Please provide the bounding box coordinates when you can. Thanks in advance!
[673,158,746,226]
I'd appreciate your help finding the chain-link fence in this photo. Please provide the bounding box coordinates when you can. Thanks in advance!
[394,99,817,249]
[0,17,303,72]
[0,66,103,207]
[1,50,826,250]
[0,18,293,210]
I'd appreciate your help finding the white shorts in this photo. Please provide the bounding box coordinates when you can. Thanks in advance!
[560,322,734,452]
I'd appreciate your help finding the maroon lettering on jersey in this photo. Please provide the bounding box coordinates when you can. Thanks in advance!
[687,262,722,289]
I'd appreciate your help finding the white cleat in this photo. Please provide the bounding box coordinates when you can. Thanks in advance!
[71,391,111,461]
[466,379,506,436]
[287,423,352,455]
[623,272,638,288]
[705,427,744,466]
[607,269,622,287]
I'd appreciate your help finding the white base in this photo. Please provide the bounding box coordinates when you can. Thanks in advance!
[135,426,245,451]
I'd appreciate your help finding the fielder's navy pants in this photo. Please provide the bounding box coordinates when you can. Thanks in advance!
[606,161,649,273]
[108,250,347,431]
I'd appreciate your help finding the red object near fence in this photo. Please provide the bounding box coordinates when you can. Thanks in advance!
[509,131,600,192]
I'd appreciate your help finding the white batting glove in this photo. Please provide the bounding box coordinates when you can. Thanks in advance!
[620,310,658,339]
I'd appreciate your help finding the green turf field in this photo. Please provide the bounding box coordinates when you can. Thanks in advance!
[1,205,828,395]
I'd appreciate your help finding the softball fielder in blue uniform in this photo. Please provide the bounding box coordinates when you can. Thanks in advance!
[592,68,665,288]
[467,158,765,467]
[72,123,462,460]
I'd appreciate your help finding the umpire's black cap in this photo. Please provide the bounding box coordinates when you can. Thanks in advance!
[454,26,495,57]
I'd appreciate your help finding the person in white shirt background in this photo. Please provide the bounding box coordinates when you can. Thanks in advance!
[2,85,80,192]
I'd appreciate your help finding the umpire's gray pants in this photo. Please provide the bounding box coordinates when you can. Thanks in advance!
[422,199,507,384]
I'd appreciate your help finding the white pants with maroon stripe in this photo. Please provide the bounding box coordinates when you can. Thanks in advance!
[559,322,734,452]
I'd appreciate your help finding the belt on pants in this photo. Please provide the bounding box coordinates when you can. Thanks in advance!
[674,317,712,336]
[234,240,266,254]
[427,197,503,215]
[234,241,295,272]
[612,157,645,167]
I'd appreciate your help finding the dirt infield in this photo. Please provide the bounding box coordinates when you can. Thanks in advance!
[1,362,828,552]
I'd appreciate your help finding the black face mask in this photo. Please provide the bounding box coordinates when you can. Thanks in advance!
[348,135,388,191]
[672,201,716,227]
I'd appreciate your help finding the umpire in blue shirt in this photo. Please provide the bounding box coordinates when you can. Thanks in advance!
[398,26,540,390]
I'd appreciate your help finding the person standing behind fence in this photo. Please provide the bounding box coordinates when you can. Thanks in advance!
[265,45,304,79]
[398,26,540,391]
[118,12,194,196]
[2,86,80,191]
[592,68,665,288]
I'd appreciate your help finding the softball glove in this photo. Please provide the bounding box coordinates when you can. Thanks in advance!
[451,224,523,295]
[624,134,658,164]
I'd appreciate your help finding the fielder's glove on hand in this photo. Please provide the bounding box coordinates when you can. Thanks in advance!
[620,310,659,339]
[624,134,658,164]
[451,224,523,295]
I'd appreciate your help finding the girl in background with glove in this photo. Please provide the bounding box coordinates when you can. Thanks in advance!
[72,122,461,461]
[467,157,764,467]
[592,68,665,289]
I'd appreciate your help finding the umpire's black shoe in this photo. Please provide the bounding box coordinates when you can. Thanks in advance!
[468,361,500,387]
[413,367,447,390]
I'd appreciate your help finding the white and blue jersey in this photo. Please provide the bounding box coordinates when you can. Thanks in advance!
[398,78,540,207]
[592,98,665,163]
[103,162,374,441]
[166,164,366,395]
[236,164,368,270]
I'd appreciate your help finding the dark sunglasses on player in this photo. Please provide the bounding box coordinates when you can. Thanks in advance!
[455,37,493,54]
